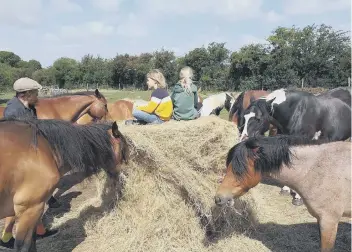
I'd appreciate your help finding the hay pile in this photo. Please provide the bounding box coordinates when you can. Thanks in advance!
[38,116,263,252]
[35,116,351,252]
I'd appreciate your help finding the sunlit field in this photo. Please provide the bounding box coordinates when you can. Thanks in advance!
[0,89,231,120]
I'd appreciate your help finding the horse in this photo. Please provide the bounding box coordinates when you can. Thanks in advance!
[0,118,129,252]
[0,89,108,123]
[215,134,351,252]
[239,88,351,142]
[239,88,351,205]
[229,90,269,127]
[229,90,279,139]
[199,92,236,117]
[76,99,135,124]
[316,87,351,107]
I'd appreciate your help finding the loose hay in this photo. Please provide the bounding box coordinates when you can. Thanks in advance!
[37,116,260,252]
[35,116,351,252]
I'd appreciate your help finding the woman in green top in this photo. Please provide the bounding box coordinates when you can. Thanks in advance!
[170,66,200,120]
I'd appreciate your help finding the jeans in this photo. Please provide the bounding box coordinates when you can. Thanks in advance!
[132,109,164,124]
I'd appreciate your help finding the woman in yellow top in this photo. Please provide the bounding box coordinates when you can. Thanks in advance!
[126,69,173,125]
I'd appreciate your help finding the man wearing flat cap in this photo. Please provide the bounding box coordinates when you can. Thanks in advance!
[3,77,42,119]
[0,77,59,249]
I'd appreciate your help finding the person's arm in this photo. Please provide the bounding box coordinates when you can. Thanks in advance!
[193,89,199,109]
[170,86,176,104]
[136,90,160,113]
[3,106,20,119]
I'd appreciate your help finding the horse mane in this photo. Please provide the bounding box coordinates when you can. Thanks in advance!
[227,134,331,180]
[42,91,105,99]
[0,118,128,178]
[229,91,244,120]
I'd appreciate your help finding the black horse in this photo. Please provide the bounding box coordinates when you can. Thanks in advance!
[239,88,351,141]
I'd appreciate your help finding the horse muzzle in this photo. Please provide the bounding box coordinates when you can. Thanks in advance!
[214,194,235,207]
[239,134,248,141]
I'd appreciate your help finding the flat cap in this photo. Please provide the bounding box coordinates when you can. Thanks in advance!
[13,77,42,92]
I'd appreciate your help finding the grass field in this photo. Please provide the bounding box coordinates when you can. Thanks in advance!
[0,89,231,120]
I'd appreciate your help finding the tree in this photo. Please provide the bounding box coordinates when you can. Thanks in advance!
[152,48,177,87]
[52,57,80,88]
[0,51,21,67]
[0,23,349,92]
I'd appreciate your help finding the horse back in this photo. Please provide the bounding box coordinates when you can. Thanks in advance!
[230,90,269,124]
[318,98,351,140]
[0,122,59,191]
[287,96,351,140]
[108,100,133,121]
[318,88,351,107]
[244,90,269,109]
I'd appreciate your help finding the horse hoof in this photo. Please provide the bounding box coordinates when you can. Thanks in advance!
[280,189,291,196]
[292,198,303,206]
[0,237,14,249]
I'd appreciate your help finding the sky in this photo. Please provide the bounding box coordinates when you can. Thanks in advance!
[0,0,350,67]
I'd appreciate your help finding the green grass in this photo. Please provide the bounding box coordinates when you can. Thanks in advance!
[0,89,231,121]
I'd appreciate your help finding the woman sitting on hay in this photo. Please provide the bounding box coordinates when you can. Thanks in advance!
[125,69,173,125]
[170,66,200,121]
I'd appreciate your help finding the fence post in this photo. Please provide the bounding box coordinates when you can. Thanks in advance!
[348,77,351,87]
[301,78,304,88]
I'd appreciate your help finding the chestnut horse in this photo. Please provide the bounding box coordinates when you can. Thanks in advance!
[76,99,135,124]
[77,93,204,124]
[0,118,129,252]
[0,89,108,123]
[215,135,351,252]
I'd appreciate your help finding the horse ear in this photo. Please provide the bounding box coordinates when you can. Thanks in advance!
[112,121,121,138]
[95,89,102,98]
[266,97,275,105]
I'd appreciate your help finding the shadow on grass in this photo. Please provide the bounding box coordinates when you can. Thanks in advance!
[37,174,125,252]
[204,204,351,252]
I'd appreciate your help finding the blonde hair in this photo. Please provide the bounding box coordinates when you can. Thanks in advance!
[146,69,167,88]
[179,66,194,94]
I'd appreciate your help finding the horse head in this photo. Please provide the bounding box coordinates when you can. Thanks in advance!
[107,121,130,177]
[224,92,236,112]
[239,98,282,141]
[85,89,109,121]
[215,138,263,206]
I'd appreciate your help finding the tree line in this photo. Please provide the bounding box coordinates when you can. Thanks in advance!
[0,24,350,92]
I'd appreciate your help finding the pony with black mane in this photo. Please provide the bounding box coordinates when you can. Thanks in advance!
[238,87,351,205]
[239,88,351,141]
[0,117,129,252]
[227,90,280,138]
[215,134,351,252]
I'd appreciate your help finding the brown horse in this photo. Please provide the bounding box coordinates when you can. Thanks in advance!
[0,89,108,123]
[229,90,269,126]
[215,135,351,252]
[229,90,278,137]
[0,118,129,252]
[76,99,135,124]
[77,92,204,124]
